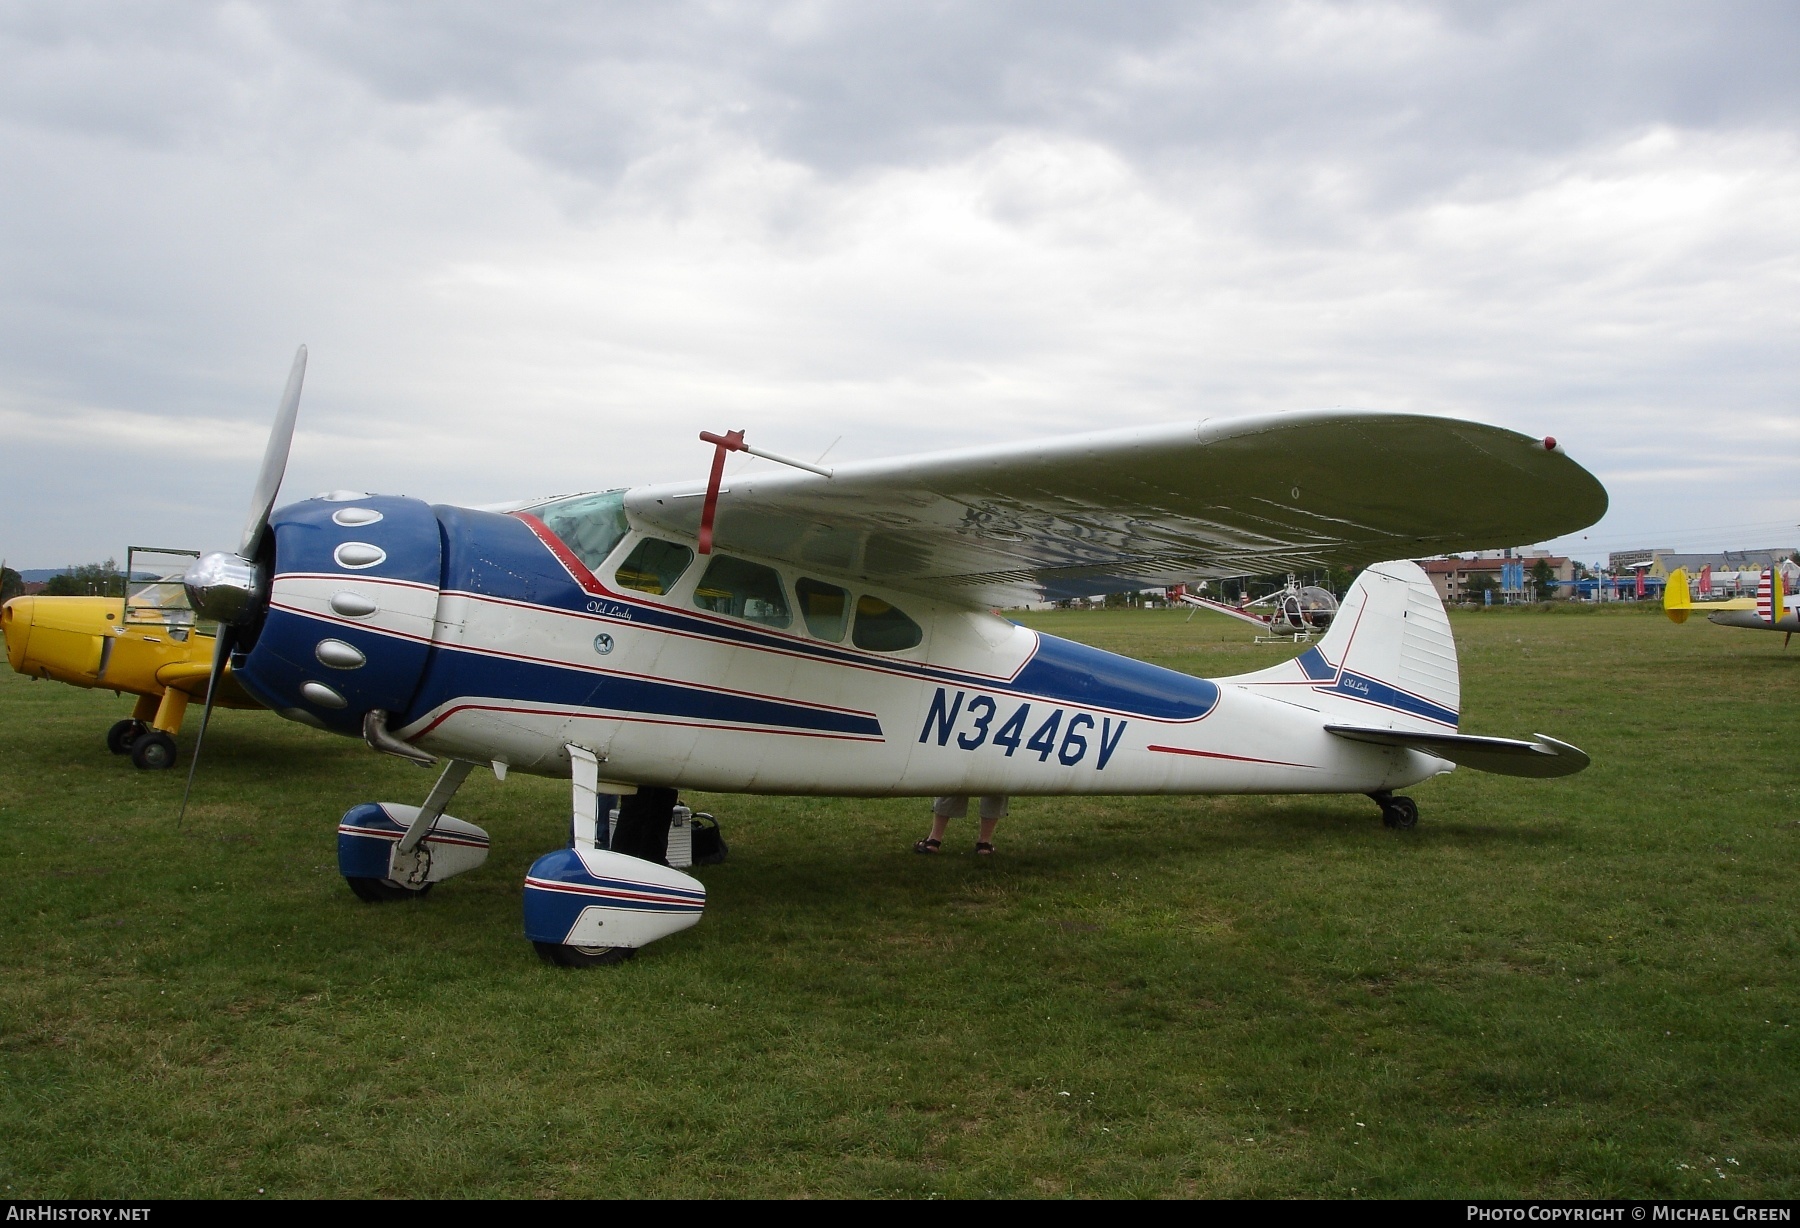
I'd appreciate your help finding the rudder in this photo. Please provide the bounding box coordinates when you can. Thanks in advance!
[1225,560,1460,732]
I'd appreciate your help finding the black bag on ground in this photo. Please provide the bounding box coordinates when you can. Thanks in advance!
[688,812,728,866]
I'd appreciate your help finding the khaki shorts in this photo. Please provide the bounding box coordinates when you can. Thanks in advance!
[932,795,1010,821]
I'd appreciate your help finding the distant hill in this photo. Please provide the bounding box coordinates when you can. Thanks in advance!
[16,568,167,582]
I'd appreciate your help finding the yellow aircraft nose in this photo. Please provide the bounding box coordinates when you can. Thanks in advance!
[2,596,30,673]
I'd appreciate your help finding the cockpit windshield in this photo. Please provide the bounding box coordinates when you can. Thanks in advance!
[1296,586,1337,615]
[524,490,630,572]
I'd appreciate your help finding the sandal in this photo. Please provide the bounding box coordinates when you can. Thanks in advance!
[913,838,941,854]
[975,842,995,856]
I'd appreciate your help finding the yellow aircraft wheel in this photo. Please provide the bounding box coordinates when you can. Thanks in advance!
[105,719,147,756]
[129,731,178,771]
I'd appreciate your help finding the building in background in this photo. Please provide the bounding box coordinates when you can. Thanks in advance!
[1419,553,1575,604]
[1605,547,1798,599]
[1607,548,1673,573]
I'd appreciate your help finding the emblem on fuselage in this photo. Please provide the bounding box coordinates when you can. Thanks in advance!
[593,632,615,656]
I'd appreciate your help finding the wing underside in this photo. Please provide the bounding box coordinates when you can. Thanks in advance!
[624,411,1608,607]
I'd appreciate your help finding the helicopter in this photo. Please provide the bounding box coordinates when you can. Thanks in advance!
[1170,574,1340,642]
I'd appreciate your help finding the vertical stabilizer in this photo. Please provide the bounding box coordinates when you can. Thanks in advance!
[1664,567,1692,624]
[1224,560,1460,732]
[1757,567,1784,627]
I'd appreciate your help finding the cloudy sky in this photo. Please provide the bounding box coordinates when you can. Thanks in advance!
[2,1,1796,569]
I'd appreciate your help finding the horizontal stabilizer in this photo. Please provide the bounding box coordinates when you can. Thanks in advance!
[1325,725,1590,778]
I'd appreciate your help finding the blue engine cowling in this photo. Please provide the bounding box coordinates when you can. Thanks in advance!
[232,493,444,736]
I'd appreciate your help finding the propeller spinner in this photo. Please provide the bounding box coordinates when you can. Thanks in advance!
[177,345,307,817]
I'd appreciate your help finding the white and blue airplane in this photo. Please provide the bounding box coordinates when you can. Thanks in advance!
[179,348,1607,966]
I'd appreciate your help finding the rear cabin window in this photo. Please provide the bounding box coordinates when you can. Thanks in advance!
[693,556,791,628]
[852,595,923,652]
[796,578,850,642]
[530,490,630,573]
[615,538,694,596]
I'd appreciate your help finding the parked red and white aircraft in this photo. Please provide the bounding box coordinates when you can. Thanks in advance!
[176,348,1607,965]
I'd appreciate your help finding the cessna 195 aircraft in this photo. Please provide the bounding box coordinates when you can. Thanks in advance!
[173,347,1607,966]
[1663,565,1797,645]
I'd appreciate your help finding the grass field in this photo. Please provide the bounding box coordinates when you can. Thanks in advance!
[1,605,1796,1198]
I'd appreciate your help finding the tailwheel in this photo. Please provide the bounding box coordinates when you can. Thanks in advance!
[130,730,178,770]
[345,877,434,903]
[1380,796,1419,830]
[106,719,147,755]
[534,942,636,968]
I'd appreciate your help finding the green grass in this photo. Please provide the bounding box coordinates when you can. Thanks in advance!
[2,605,1796,1197]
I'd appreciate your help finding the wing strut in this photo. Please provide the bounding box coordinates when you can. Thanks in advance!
[695,428,834,554]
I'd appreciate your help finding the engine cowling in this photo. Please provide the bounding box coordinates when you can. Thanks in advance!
[231,493,443,735]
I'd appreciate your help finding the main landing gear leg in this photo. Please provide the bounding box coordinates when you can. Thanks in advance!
[525,747,705,968]
[128,687,188,771]
[1367,790,1419,830]
[339,759,490,902]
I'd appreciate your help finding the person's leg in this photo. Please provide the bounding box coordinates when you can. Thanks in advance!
[917,796,967,851]
[612,787,678,864]
[975,796,1008,853]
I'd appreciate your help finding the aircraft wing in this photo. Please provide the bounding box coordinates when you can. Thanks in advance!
[624,410,1608,607]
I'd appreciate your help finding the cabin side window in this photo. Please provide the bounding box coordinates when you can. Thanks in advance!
[693,555,791,628]
[852,594,923,652]
[615,538,695,596]
[528,490,630,573]
[796,578,850,642]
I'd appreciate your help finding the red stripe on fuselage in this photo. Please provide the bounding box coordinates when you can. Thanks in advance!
[1146,744,1317,769]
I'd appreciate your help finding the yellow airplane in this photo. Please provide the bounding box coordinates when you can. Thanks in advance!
[1664,565,1797,646]
[1,548,261,768]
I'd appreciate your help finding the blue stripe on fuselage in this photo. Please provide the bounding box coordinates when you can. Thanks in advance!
[403,640,883,736]
[1293,644,1457,727]
[1010,634,1218,721]
[1323,671,1457,727]
[1296,646,1334,681]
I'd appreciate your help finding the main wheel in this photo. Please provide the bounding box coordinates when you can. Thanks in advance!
[533,941,636,968]
[130,731,178,770]
[1382,796,1419,830]
[345,877,434,902]
[106,719,147,755]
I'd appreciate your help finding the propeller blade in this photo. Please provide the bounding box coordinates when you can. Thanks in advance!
[237,344,308,560]
[177,622,235,826]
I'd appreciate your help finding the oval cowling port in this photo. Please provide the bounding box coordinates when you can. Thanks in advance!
[300,681,348,709]
[333,542,387,569]
[330,592,378,618]
[315,639,367,670]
